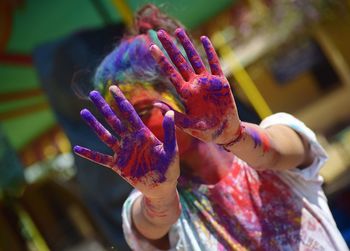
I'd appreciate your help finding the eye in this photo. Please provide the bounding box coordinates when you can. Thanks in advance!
[137,107,152,117]
[133,102,154,119]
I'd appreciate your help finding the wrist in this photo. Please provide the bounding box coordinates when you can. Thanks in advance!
[142,189,181,225]
[218,124,245,151]
[132,191,181,241]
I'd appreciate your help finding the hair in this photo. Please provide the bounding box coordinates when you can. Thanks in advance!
[131,4,183,35]
[93,4,184,96]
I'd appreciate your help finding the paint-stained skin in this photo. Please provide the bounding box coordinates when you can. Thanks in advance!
[74,86,177,187]
[245,127,270,153]
[74,29,272,188]
[178,160,308,250]
[150,28,241,145]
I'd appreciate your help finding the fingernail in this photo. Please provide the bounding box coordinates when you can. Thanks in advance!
[89,90,100,99]
[157,29,166,37]
[175,28,184,36]
[149,44,157,51]
[73,145,81,153]
[80,109,89,116]
[165,110,174,118]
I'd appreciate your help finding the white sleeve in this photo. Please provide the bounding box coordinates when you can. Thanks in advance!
[122,189,181,251]
[260,112,328,183]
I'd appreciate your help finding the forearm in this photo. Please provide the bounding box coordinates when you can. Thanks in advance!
[225,122,311,171]
[132,189,181,244]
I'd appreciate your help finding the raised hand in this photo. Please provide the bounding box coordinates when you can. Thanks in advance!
[150,28,241,145]
[73,86,179,198]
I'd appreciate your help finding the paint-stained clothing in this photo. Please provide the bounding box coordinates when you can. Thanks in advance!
[122,113,348,250]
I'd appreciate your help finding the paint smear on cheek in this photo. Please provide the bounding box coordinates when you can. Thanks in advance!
[143,108,165,141]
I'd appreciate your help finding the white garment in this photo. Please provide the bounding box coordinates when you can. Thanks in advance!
[122,113,348,250]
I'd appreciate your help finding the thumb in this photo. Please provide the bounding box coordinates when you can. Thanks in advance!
[154,101,192,130]
[162,110,176,154]
[153,101,172,114]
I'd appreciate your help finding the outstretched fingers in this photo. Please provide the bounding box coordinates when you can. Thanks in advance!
[73,145,114,167]
[175,28,206,74]
[157,29,194,81]
[109,85,144,132]
[80,109,119,149]
[89,91,126,136]
[150,44,186,95]
[201,36,224,76]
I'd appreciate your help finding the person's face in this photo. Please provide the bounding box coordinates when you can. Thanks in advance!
[111,84,193,156]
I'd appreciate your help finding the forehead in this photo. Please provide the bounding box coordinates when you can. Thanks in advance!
[119,83,162,101]
[104,82,183,111]
[102,83,155,106]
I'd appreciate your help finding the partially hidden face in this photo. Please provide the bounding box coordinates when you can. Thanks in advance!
[105,83,193,156]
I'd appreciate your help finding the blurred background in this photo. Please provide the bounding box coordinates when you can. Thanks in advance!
[1,0,350,250]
